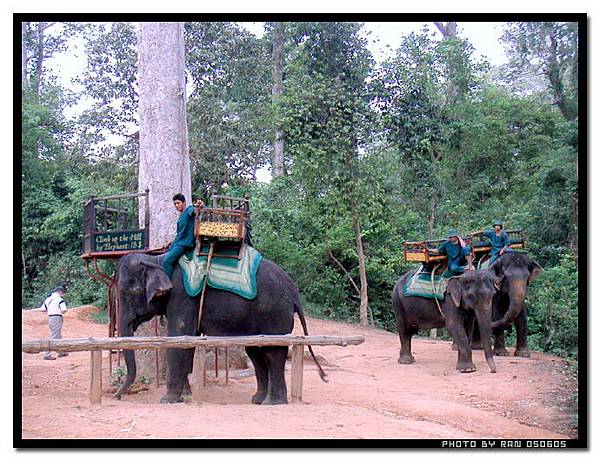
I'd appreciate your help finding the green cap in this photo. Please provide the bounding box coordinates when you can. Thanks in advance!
[493,220,503,227]
[447,228,459,238]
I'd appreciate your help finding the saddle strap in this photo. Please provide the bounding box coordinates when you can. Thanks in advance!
[197,241,216,334]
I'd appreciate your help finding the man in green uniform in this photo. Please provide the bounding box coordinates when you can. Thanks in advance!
[162,193,203,278]
[473,220,513,263]
[433,229,474,276]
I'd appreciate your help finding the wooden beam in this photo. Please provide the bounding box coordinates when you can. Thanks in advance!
[22,334,365,354]
[191,346,206,404]
[290,345,304,402]
[90,350,102,405]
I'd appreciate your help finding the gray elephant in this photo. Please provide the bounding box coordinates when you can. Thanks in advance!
[114,252,325,405]
[392,270,499,373]
[488,252,543,357]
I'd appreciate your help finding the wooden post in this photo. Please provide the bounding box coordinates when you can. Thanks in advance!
[225,347,229,384]
[191,346,206,403]
[290,345,304,402]
[90,350,102,405]
[154,317,160,387]
[215,346,218,378]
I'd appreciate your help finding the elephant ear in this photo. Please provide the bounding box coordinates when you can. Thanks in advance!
[447,278,463,308]
[141,261,173,304]
[528,261,543,285]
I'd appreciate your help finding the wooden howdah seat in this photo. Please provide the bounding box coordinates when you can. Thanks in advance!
[402,229,526,271]
[195,195,251,260]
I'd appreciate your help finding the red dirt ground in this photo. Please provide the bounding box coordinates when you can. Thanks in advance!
[20,306,577,440]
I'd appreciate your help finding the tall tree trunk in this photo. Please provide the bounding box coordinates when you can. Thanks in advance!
[351,203,369,327]
[434,22,458,104]
[138,22,191,247]
[137,22,191,383]
[22,22,29,85]
[34,22,45,95]
[272,22,285,177]
[546,30,577,121]
[434,21,457,38]
[427,190,437,239]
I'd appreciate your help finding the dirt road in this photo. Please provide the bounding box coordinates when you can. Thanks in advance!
[20,306,577,440]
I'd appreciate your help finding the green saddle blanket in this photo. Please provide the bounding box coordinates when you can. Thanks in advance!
[477,257,492,271]
[403,267,450,300]
[178,244,263,299]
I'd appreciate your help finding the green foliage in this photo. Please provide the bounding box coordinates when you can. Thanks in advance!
[185,22,273,195]
[500,22,578,121]
[525,253,578,359]
[110,366,126,385]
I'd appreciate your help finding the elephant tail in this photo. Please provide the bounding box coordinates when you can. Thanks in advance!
[295,302,328,382]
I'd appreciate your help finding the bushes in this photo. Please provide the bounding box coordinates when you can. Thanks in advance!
[22,251,112,310]
[525,252,579,359]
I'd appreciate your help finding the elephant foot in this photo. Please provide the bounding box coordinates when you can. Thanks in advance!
[493,347,510,357]
[398,355,415,364]
[514,348,530,358]
[251,392,267,405]
[261,395,288,405]
[457,364,477,373]
[160,393,184,404]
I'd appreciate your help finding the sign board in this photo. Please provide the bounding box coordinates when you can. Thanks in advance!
[94,230,145,252]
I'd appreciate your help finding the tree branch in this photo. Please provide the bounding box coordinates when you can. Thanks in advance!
[328,250,360,296]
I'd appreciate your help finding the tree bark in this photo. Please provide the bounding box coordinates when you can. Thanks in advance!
[22,22,29,85]
[434,22,457,39]
[351,206,369,327]
[137,22,191,383]
[138,22,191,247]
[272,22,285,177]
[34,22,45,95]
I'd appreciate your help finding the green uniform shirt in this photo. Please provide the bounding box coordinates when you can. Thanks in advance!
[438,240,470,266]
[483,230,510,257]
[170,205,196,249]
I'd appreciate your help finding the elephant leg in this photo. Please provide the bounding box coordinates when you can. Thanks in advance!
[246,346,269,404]
[261,346,289,405]
[492,326,510,356]
[160,348,189,403]
[161,305,198,404]
[452,317,474,352]
[182,348,194,397]
[395,309,416,364]
[514,310,530,357]
[446,317,476,373]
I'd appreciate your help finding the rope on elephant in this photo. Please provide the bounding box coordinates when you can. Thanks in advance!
[430,263,445,319]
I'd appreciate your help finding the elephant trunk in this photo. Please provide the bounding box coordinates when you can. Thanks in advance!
[490,280,527,329]
[113,317,137,400]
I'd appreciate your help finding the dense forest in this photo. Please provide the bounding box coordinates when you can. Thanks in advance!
[21,21,580,359]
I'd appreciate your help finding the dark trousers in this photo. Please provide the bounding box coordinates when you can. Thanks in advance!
[162,245,189,278]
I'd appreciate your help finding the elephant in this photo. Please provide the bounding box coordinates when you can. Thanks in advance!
[487,252,543,357]
[113,252,326,405]
[391,269,500,373]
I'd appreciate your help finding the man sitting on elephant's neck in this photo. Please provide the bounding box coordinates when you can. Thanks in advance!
[433,229,474,277]
[162,193,203,278]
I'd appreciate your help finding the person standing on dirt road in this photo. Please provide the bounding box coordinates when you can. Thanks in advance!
[36,286,69,360]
